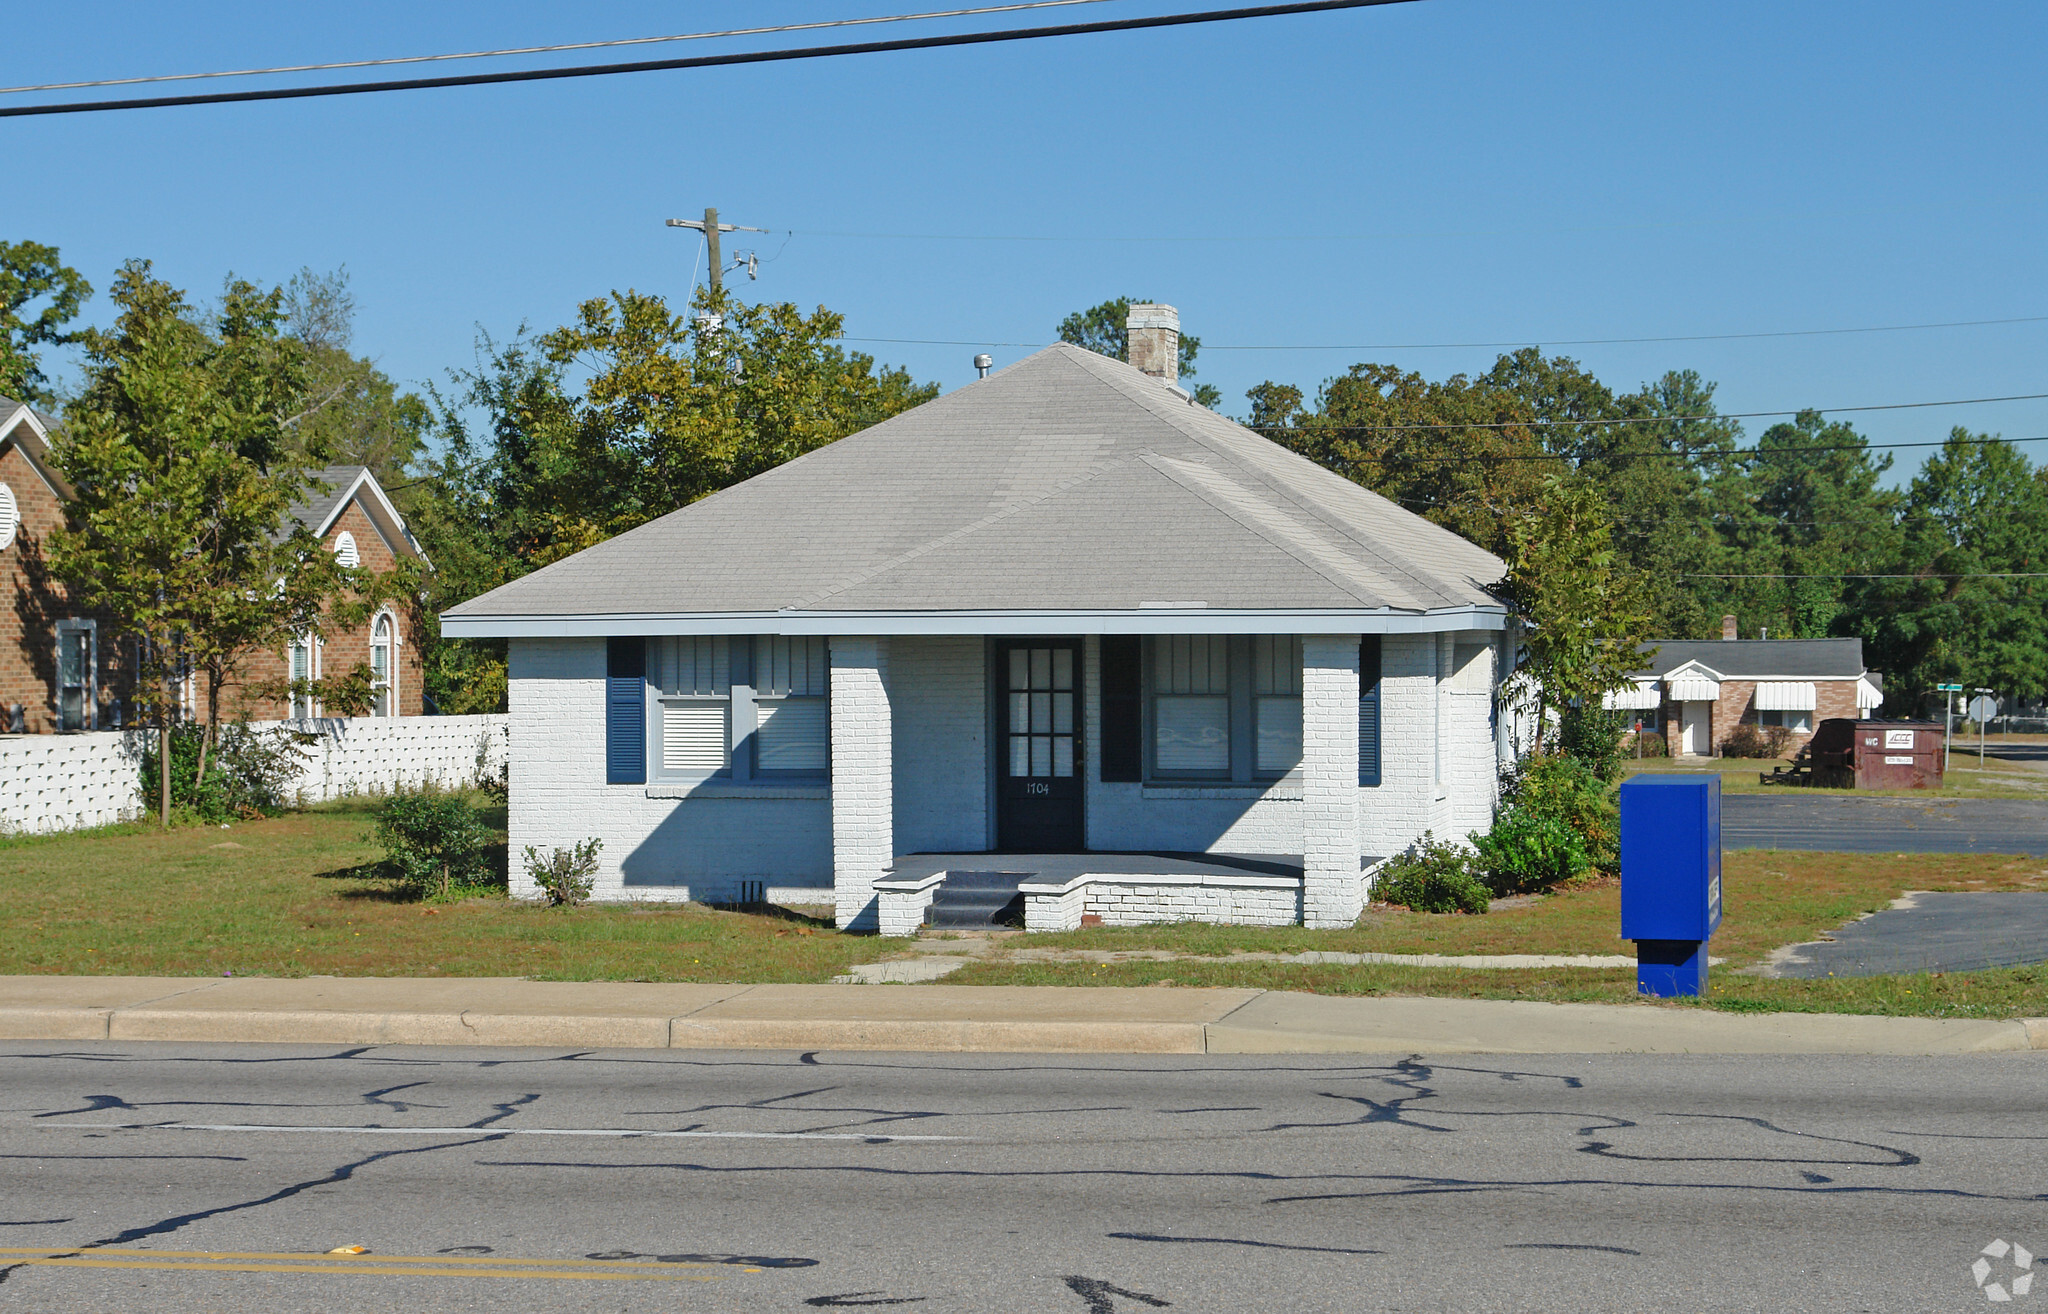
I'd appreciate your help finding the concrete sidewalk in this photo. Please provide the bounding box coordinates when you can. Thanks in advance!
[2,975,2043,1055]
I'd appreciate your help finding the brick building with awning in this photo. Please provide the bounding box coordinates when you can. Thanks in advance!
[1606,622,1883,758]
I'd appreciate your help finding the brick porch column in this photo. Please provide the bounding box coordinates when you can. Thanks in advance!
[830,636,892,931]
[1302,634,1362,928]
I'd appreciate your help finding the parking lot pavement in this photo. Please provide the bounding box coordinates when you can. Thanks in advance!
[1760,890,2048,977]
[1722,794,2048,856]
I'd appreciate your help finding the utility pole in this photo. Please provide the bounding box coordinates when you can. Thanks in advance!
[665,207,767,292]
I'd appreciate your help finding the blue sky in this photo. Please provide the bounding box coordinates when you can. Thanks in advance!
[8,0,2047,479]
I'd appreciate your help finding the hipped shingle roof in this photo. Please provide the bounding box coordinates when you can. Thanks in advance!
[444,344,1507,626]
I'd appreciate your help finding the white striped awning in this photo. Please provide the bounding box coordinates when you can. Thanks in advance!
[1667,677,1720,702]
[1755,681,1818,711]
[1856,678,1884,710]
[1601,680,1662,711]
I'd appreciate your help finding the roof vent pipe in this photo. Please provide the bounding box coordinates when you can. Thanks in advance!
[1125,303,1179,385]
[973,353,993,379]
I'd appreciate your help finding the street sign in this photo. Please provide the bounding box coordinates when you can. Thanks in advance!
[1968,695,1999,722]
[1936,683,1964,692]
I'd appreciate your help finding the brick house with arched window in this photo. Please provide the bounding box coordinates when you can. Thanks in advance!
[0,396,427,732]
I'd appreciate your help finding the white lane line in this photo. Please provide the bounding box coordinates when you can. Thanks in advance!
[49,1122,965,1142]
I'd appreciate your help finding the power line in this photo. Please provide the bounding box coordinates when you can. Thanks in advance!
[836,314,2048,351]
[1250,392,2048,436]
[1681,572,2048,580]
[1206,316,2048,351]
[1301,431,2048,467]
[0,1,1118,96]
[0,0,1415,118]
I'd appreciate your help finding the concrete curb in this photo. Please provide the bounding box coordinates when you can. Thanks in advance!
[0,977,2042,1056]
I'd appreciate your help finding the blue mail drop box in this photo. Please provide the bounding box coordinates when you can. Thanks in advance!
[1619,774,1722,995]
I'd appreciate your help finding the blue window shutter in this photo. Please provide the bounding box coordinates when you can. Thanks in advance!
[606,637,647,785]
[1359,635,1382,787]
[1099,635,1143,782]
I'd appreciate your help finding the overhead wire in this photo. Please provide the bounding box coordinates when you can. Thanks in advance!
[0,0,1119,96]
[836,314,2048,351]
[0,0,1415,118]
[1274,431,2048,466]
[1680,573,2048,580]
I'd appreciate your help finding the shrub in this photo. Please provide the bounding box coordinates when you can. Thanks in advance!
[1518,753,1617,867]
[374,789,491,899]
[1473,807,1591,895]
[1720,723,1792,759]
[1557,705,1631,783]
[1632,730,1668,758]
[1481,751,1618,887]
[1373,833,1492,914]
[523,838,602,907]
[138,722,313,823]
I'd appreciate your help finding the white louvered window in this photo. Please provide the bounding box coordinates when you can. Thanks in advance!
[652,636,732,779]
[1152,635,1231,776]
[1252,634,1303,776]
[753,636,829,775]
[1146,635,1314,782]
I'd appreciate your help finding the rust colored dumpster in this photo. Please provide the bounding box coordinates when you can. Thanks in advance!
[1809,719,1945,789]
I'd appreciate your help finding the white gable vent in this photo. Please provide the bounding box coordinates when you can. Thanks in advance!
[0,483,16,551]
[333,530,360,568]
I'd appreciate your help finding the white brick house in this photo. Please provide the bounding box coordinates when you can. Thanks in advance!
[443,309,1511,931]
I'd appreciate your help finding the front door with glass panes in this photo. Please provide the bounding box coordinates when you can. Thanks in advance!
[996,641,1083,851]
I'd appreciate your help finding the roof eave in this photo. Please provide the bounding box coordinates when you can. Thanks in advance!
[440,604,1512,640]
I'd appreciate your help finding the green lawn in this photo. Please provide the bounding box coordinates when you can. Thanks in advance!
[3,802,2045,1019]
[945,849,2048,1018]
[0,800,871,983]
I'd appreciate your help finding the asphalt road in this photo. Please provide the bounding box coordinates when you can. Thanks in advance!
[2,1044,2044,1312]
[1722,794,2048,855]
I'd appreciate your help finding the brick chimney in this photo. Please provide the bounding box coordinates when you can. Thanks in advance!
[1721,615,1738,641]
[1125,303,1179,384]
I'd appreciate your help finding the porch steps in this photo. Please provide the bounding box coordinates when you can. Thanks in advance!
[925,871,1031,929]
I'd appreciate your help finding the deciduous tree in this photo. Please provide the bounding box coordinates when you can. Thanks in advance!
[47,262,352,824]
[0,239,91,408]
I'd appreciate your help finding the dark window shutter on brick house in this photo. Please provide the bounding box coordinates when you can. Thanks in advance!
[606,637,647,785]
[1359,635,1383,787]
[1100,635,1142,782]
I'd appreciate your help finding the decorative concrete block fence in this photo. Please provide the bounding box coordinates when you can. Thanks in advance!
[261,714,508,804]
[0,729,148,834]
[0,714,508,835]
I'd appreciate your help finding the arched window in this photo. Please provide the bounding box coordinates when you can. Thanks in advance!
[371,613,395,717]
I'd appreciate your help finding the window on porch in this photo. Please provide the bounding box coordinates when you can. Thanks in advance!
[1145,635,1302,782]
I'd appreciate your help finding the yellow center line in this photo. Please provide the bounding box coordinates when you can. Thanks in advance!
[0,1249,738,1282]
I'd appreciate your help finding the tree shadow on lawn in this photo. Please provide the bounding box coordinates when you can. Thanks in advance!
[313,840,510,904]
